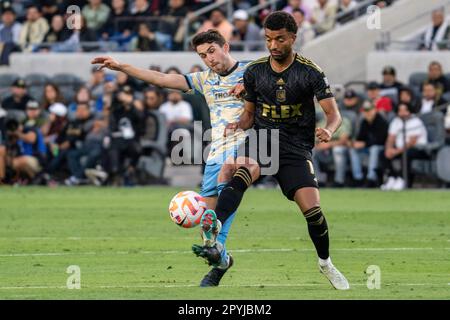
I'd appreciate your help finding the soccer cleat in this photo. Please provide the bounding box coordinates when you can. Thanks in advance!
[200,255,234,287]
[200,209,221,247]
[319,261,350,290]
[192,243,222,266]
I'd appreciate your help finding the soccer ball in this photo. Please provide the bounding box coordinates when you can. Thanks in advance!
[168,191,207,228]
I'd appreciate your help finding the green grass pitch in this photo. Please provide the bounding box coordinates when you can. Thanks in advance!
[0,186,448,299]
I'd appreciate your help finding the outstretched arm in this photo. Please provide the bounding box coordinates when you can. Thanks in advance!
[91,56,190,91]
[316,97,342,143]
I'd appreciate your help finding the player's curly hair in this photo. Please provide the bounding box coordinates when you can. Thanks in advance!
[263,11,298,34]
[191,29,226,50]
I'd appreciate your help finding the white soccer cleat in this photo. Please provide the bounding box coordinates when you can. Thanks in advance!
[319,261,350,290]
[392,177,405,191]
[380,176,396,191]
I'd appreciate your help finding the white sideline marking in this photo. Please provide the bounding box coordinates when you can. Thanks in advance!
[0,283,446,290]
[0,247,447,257]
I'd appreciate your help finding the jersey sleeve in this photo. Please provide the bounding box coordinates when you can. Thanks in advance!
[243,67,257,103]
[184,71,208,95]
[309,68,334,101]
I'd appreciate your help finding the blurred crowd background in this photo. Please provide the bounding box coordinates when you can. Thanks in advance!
[0,0,449,190]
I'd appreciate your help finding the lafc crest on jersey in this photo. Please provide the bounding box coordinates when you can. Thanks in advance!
[276,78,286,102]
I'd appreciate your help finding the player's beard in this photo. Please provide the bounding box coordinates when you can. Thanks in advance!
[270,48,291,63]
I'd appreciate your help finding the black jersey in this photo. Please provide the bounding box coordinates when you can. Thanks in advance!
[243,54,334,160]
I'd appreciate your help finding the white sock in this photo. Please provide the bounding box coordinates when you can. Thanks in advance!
[319,257,332,267]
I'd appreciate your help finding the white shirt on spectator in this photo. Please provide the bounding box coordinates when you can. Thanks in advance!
[420,99,434,114]
[159,100,193,124]
[389,116,428,149]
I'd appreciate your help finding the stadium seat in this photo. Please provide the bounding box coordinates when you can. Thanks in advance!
[138,111,168,183]
[51,73,83,88]
[411,111,446,176]
[25,73,49,86]
[441,92,450,104]
[0,73,19,89]
[408,72,427,91]
[28,86,44,102]
[436,146,450,182]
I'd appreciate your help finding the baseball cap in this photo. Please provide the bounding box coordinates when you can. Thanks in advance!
[362,100,375,111]
[382,66,396,76]
[367,81,379,90]
[12,78,26,88]
[344,89,357,99]
[26,100,39,109]
[49,102,67,117]
[119,85,134,95]
[233,9,249,21]
[1,2,15,14]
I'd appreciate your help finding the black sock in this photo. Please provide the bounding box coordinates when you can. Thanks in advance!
[304,207,329,260]
[215,167,252,224]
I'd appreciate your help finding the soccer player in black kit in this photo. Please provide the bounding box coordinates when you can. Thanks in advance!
[193,11,350,290]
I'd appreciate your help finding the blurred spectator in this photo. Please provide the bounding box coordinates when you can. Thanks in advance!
[313,116,352,187]
[40,0,59,23]
[65,113,107,186]
[421,8,450,51]
[159,89,193,128]
[379,66,403,101]
[165,66,182,75]
[131,0,153,17]
[48,102,94,181]
[97,77,119,112]
[41,102,68,162]
[418,83,446,114]
[366,81,393,115]
[310,0,337,35]
[0,5,21,43]
[82,0,111,32]
[0,5,22,65]
[0,107,7,183]
[190,64,203,73]
[398,86,419,113]
[24,100,47,128]
[41,83,66,111]
[63,14,99,52]
[283,0,312,20]
[131,22,158,51]
[340,88,361,114]
[159,89,193,157]
[292,8,315,49]
[106,85,144,185]
[198,9,234,42]
[158,0,189,51]
[230,9,262,51]
[40,14,73,51]
[102,0,133,45]
[5,101,47,183]
[143,87,163,111]
[349,101,388,188]
[337,0,358,25]
[423,61,450,100]
[381,103,429,190]
[18,5,50,52]
[2,78,33,112]
[87,67,106,100]
[68,86,95,118]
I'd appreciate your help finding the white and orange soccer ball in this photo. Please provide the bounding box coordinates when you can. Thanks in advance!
[168,191,207,228]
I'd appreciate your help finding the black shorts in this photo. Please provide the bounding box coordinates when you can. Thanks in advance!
[273,159,319,201]
[237,132,318,201]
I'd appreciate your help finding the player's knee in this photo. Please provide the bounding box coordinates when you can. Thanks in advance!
[218,163,236,183]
